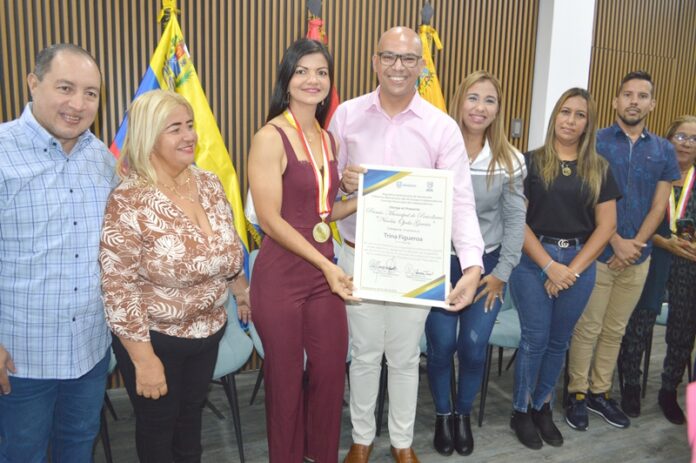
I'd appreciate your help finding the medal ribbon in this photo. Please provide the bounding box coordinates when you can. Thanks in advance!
[283,109,332,220]
[667,165,695,233]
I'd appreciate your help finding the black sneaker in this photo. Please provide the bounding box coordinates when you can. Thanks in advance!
[531,403,564,447]
[621,384,641,417]
[587,392,630,428]
[565,393,589,431]
[658,388,685,425]
[510,410,543,450]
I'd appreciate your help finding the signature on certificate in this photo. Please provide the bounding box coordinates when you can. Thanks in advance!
[405,264,434,279]
[369,258,399,276]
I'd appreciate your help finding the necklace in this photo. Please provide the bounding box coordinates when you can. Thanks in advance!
[159,170,197,203]
[560,160,573,176]
[304,128,320,143]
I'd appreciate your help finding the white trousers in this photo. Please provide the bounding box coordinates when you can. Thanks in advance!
[338,244,429,448]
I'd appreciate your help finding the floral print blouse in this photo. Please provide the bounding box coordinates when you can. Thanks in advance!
[100,167,244,342]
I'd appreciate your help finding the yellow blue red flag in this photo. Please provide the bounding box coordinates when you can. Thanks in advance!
[417,24,447,112]
[109,2,251,274]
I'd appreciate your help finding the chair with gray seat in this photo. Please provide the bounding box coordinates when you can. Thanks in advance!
[477,288,520,426]
[210,296,254,463]
[242,249,267,406]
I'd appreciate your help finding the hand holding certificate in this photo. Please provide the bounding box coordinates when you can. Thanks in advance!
[353,165,453,308]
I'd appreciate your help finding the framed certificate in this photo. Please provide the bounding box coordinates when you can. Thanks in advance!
[353,165,453,308]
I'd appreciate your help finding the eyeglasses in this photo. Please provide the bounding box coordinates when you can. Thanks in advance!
[376,52,422,68]
[673,133,696,145]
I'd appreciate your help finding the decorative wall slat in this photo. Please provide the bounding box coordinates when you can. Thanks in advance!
[2,0,539,177]
[589,0,696,135]
[1,0,539,374]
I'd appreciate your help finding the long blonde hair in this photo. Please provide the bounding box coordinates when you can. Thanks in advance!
[116,90,194,184]
[449,70,519,185]
[533,87,607,206]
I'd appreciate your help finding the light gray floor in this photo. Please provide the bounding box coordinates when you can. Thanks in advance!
[95,324,691,462]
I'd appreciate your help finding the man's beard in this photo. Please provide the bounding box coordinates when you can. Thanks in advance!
[618,112,646,127]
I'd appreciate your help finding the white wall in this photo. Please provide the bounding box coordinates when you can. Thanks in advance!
[528,0,597,150]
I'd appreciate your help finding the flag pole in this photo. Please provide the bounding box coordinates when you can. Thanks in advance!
[159,0,178,30]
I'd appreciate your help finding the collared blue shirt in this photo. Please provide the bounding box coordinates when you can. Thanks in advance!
[596,123,680,264]
[0,104,117,379]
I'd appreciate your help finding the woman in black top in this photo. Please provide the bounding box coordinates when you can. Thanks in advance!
[508,88,621,450]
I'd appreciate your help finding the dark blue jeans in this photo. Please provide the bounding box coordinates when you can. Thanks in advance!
[0,351,109,463]
[510,242,596,412]
[426,248,502,415]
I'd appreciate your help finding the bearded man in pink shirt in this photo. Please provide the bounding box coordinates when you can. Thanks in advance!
[329,27,484,463]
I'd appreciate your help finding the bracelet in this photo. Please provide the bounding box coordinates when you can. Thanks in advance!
[541,259,554,274]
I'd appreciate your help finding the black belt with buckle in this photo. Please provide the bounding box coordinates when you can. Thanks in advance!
[538,236,586,248]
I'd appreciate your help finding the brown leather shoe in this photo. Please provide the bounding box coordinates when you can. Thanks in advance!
[390,446,420,463]
[343,443,373,463]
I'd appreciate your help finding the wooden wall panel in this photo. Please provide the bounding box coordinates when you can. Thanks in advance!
[589,0,696,135]
[1,0,539,182]
[1,0,539,374]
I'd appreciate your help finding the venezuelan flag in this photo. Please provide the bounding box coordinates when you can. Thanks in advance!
[417,24,447,112]
[109,3,251,276]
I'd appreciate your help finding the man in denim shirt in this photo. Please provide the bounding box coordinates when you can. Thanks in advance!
[0,44,116,462]
[566,71,679,431]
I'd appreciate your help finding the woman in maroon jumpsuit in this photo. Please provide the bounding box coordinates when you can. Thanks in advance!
[247,38,357,463]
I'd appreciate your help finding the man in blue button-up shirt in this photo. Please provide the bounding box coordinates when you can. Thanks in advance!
[566,71,680,432]
[0,44,117,462]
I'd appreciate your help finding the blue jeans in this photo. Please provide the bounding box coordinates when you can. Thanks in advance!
[510,242,596,412]
[426,249,502,415]
[0,351,109,463]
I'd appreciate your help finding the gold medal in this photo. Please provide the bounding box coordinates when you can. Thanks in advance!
[312,221,331,243]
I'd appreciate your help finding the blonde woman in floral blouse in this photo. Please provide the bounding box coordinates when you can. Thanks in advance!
[99,90,249,462]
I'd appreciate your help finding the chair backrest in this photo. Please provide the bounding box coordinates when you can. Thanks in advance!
[656,302,669,326]
[108,349,117,375]
[247,322,265,358]
[212,297,254,379]
[246,249,264,357]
